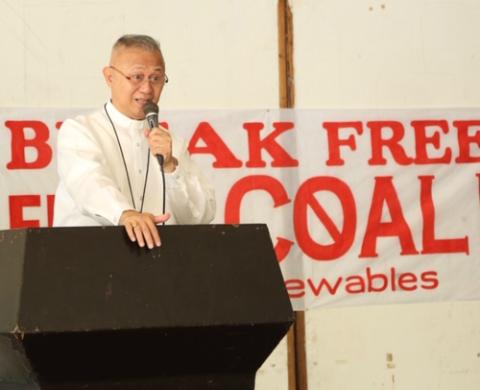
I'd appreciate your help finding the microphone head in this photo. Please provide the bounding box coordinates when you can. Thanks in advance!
[143,101,159,116]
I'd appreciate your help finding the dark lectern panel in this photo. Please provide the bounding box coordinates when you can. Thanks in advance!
[0,225,294,390]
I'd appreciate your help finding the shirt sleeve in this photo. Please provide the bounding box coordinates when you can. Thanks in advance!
[56,118,133,225]
[164,136,216,224]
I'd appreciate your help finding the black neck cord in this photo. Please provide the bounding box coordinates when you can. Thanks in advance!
[104,103,149,212]
[160,161,166,220]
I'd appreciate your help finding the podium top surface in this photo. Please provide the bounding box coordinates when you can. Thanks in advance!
[0,224,293,334]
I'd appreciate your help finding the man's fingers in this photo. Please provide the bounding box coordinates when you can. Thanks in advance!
[124,218,138,242]
[153,213,171,224]
[136,221,154,249]
[121,212,164,249]
[137,219,161,249]
[125,224,136,242]
[145,129,172,162]
[134,224,146,248]
[145,218,161,247]
[145,127,170,138]
[155,125,170,134]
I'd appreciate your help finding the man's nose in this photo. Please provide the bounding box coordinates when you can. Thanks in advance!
[139,78,154,92]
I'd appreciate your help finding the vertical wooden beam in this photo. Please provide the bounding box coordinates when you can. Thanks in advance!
[278,1,308,390]
[278,0,295,108]
[291,312,308,390]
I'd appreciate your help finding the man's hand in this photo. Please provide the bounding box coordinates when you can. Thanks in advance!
[144,126,177,172]
[120,210,170,249]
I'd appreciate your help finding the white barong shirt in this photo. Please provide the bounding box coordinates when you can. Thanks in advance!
[53,101,216,226]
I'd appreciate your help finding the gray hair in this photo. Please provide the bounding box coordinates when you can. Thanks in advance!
[113,34,162,53]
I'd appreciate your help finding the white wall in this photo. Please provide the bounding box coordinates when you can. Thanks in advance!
[1,1,479,389]
[292,1,480,389]
[293,0,480,108]
[1,0,279,109]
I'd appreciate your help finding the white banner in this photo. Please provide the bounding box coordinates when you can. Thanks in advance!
[1,108,479,310]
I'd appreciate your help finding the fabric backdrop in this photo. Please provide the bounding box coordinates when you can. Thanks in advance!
[1,108,479,310]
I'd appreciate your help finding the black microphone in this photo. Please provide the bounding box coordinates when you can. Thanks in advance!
[143,101,164,166]
[143,101,167,219]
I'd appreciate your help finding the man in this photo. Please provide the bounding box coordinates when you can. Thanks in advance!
[53,35,216,248]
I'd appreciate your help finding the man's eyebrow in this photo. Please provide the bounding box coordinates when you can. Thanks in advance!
[127,65,165,73]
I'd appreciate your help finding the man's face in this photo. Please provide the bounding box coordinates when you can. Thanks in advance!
[103,47,166,120]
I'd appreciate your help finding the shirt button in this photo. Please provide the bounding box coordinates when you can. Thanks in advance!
[138,169,142,174]
[136,142,140,147]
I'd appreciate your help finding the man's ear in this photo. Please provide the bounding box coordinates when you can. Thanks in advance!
[103,66,113,86]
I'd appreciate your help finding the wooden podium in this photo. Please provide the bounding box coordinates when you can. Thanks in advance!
[0,224,294,389]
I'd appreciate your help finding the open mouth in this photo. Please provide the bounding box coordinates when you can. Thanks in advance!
[134,98,151,106]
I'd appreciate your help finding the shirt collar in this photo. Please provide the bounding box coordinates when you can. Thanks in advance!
[105,101,146,130]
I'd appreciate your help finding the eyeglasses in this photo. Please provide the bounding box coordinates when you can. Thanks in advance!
[110,65,169,86]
